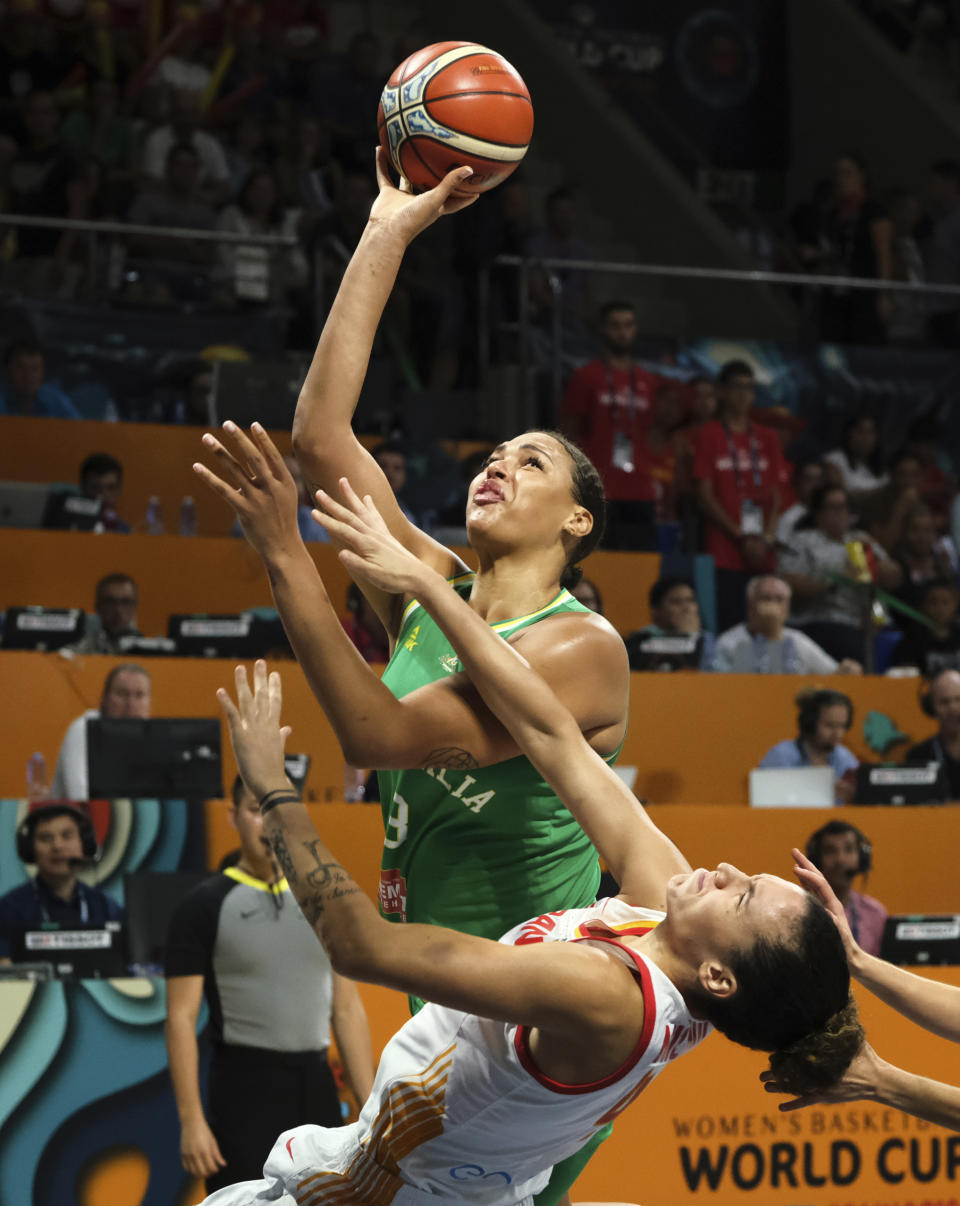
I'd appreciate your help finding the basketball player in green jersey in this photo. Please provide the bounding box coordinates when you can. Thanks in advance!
[194,153,630,1206]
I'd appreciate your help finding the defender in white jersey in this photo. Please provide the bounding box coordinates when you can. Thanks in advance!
[207,898,708,1206]
[207,489,865,1206]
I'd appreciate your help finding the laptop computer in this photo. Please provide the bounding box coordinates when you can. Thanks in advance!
[748,766,835,808]
[853,763,950,806]
[0,481,49,528]
[880,915,960,965]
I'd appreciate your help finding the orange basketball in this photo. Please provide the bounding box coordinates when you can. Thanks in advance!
[377,41,533,195]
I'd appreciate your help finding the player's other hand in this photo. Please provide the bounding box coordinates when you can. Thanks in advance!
[181,1116,227,1178]
[790,846,859,961]
[218,661,292,803]
[314,477,432,598]
[760,1040,880,1112]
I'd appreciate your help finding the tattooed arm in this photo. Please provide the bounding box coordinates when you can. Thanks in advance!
[217,663,648,1061]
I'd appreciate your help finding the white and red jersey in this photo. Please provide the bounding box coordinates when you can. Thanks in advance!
[203,898,712,1206]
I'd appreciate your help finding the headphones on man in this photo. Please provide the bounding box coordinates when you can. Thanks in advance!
[16,803,98,865]
[797,689,853,738]
[805,821,872,876]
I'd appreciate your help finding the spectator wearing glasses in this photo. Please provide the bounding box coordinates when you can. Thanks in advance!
[716,575,862,674]
[778,484,901,664]
[65,572,141,655]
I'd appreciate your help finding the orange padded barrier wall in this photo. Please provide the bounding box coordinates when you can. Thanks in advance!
[0,650,941,806]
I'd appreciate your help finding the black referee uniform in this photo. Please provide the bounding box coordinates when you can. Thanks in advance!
[165,867,343,1190]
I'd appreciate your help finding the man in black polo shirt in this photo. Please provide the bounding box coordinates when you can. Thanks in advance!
[164,777,375,1192]
[0,801,124,963]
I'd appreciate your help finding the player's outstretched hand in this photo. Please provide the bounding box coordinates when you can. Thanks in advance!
[314,477,435,598]
[368,145,477,245]
[760,1040,880,1112]
[790,846,859,962]
[217,660,292,803]
[193,421,302,559]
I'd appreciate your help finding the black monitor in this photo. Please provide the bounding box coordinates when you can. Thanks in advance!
[853,762,950,806]
[1,606,85,651]
[44,491,102,531]
[124,870,210,969]
[0,480,50,528]
[880,915,960,965]
[21,923,127,979]
[168,613,260,659]
[87,716,223,798]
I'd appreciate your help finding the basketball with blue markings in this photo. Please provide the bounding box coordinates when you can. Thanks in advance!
[377,41,533,195]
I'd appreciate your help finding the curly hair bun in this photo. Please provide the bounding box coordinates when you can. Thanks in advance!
[767,994,864,1096]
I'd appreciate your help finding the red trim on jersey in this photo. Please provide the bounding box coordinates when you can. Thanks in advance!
[513,942,656,1095]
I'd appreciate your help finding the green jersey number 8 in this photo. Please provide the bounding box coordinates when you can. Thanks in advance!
[384,792,409,849]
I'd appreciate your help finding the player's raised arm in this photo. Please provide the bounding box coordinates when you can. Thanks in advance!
[291,150,476,625]
[316,482,690,907]
[218,663,640,1048]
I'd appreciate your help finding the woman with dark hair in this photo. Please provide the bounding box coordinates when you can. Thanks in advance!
[202,494,862,1204]
[823,412,888,498]
[196,155,628,1205]
[778,483,901,663]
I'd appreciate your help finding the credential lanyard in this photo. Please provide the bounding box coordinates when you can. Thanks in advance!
[34,879,88,925]
[723,422,763,499]
[605,362,641,426]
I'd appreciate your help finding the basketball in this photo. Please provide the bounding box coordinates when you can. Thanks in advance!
[377,41,533,195]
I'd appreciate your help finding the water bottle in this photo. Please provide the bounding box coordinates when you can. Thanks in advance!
[102,398,119,422]
[145,495,164,535]
[26,751,47,800]
[179,495,197,537]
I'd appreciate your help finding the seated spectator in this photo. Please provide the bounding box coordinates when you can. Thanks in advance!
[126,143,219,304]
[777,458,827,546]
[571,577,603,614]
[694,359,785,633]
[79,452,131,533]
[64,573,142,656]
[758,688,858,803]
[856,449,924,554]
[823,412,888,499]
[889,578,960,677]
[0,337,78,417]
[903,667,960,800]
[49,662,151,800]
[341,583,389,664]
[804,821,888,957]
[139,89,230,207]
[559,300,658,550]
[216,169,309,304]
[716,574,862,674]
[778,483,901,664]
[624,576,716,672]
[3,90,88,297]
[0,801,125,965]
[889,503,957,624]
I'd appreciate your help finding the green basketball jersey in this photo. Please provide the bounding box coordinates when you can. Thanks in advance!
[377,573,622,946]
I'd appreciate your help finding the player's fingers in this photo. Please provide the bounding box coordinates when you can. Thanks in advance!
[201,433,251,490]
[316,486,362,528]
[253,659,269,710]
[269,668,283,718]
[433,165,474,205]
[235,663,254,712]
[439,191,480,216]
[216,685,241,728]
[248,420,289,479]
[375,145,394,191]
[193,460,241,506]
[222,420,268,480]
[311,503,356,546]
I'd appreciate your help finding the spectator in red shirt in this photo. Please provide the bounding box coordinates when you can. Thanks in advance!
[560,299,659,550]
[694,359,785,631]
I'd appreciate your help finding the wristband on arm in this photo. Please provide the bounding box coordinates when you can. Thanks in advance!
[259,789,301,815]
